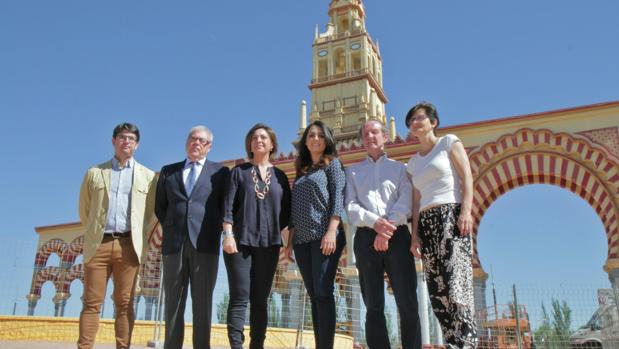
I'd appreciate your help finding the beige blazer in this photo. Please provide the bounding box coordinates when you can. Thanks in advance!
[79,159,157,263]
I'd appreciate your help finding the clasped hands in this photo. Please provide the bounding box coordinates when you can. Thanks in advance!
[373,217,397,252]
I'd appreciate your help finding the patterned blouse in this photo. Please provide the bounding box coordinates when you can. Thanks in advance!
[290,158,346,244]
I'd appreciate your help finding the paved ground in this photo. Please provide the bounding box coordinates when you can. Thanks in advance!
[1,342,164,349]
[0,341,284,349]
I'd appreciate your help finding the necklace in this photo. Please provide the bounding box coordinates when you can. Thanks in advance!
[251,166,272,200]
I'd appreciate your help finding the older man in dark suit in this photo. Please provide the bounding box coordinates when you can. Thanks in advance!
[155,125,229,349]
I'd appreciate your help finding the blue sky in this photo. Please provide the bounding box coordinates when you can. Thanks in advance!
[0,0,617,325]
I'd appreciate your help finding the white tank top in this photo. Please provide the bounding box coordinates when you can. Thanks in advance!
[406,134,462,211]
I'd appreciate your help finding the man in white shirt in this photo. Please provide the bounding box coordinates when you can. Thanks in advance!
[345,120,422,349]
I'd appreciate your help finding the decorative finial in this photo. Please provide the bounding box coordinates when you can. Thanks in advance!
[389,116,396,142]
[299,100,308,135]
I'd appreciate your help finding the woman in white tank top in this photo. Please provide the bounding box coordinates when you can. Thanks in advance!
[406,102,477,349]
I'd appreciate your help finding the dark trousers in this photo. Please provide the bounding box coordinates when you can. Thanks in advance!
[294,231,346,349]
[354,226,422,349]
[162,239,219,349]
[223,245,280,349]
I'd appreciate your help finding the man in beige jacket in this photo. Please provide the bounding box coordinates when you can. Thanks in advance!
[78,123,157,349]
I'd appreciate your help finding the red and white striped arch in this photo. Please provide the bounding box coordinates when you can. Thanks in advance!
[469,128,619,270]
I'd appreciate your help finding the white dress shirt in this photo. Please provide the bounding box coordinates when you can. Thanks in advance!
[345,154,412,228]
[183,157,205,187]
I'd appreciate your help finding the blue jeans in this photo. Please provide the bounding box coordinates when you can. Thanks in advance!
[354,225,421,349]
[294,231,346,349]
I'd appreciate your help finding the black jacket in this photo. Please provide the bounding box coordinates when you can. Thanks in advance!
[155,159,230,255]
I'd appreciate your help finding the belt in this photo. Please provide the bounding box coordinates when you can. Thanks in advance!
[358,225,408,232]
[104,231,131,238]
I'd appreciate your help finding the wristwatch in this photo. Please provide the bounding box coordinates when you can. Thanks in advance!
[222,230,235,239]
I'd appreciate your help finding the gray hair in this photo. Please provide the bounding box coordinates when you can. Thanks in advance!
[358,119,389,140]
[188,125,213,143]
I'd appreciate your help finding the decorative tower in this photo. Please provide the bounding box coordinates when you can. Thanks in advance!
[307,0,388,143]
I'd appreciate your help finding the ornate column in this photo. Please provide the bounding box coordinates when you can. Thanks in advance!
[53,292,69,317]
[283,268,304,332]
[435,316,444,345]
[346,48,352,74]
[141,283,161,321]
[473,267,489,325]
[369,90,377,119]
[604,259,619,288]
[416,261,430,345]
[280,290,291,327]
[343,225,363,344]
[133,295,141,320]
[346,270,362,345]
[26,294,40,316]
[143,296,155,321]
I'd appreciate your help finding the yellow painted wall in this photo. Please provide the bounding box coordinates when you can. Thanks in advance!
[439,103,619,150]
[35,224,83,246]
[0,316,354,348]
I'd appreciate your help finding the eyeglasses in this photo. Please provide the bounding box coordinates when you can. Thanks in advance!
[410,114,428,122]
[116,135,138,143]
[190,136,210,145]
[406,114,429,127]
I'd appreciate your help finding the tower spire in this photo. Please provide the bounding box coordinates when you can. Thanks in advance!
[308,0,387,143]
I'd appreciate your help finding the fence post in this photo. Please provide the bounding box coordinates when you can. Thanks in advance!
[512,284,522,349]
[295,283,309,349]
[148,259,164,348]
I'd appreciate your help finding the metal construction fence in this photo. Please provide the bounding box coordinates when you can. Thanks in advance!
[0,239,617,348]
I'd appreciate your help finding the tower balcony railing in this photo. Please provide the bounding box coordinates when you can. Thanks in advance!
[315,28,363,44]
[311,68,369,84]
[333,28,363,40]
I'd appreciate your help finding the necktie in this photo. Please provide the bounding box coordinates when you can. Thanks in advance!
[186,162,197,195]
[186,162,200,249]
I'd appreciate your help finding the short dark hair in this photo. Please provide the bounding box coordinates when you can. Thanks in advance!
[113,123,140,142]
[295,120,339,177]
[244,123,278,161]
[405,102,440,134]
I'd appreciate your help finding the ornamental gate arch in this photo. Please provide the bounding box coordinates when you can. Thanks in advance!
[469,127,619,270]
[27,233,84,316]
[463,126,619,315]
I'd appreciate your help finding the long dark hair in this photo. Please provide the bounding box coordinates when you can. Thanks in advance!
[295,120,338,177]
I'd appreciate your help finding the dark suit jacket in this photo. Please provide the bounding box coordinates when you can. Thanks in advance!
[155,159,230,255]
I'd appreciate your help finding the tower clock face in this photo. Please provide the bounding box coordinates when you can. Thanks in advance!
[351,43,361,50]
[318,50,328,57]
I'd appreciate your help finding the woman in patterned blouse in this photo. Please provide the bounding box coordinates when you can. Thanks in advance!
[285,120,346,349]
[222,123,291,349]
